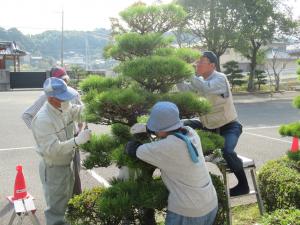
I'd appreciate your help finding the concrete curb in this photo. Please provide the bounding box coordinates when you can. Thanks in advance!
[233,91,300,103]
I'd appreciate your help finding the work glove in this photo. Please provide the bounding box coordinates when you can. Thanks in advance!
[125,141,142,158]
[182,119,203,130]
[74,129,92,145]
[130,123,147,134]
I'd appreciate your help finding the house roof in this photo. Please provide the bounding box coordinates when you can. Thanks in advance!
[286,43,300,55]
[0,41,27,57]
[265,49,293,59]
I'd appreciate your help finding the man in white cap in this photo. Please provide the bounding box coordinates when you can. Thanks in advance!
[177,51,249,196]
[31,77,91,225]
[125,101,218,225]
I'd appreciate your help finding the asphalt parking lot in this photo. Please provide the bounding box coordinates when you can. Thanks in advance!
[0,90,299,224]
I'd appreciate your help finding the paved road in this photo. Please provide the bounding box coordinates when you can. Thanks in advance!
[0,91,299,224]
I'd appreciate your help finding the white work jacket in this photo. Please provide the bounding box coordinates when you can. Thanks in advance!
[31,102,83,166]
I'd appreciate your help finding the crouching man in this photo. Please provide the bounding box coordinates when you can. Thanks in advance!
[125,101,218,225]
[31,77,91,225]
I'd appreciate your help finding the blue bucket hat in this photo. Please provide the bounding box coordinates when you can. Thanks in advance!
[147,101,183,132]
[43,77,78,101]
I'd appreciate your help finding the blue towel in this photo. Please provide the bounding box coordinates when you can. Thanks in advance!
[173,132,199,163]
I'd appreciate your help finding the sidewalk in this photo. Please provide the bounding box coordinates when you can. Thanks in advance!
[233,91,300,103]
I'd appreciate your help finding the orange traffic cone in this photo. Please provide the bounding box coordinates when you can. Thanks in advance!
[12,165,29,200]
[290,137,299,153]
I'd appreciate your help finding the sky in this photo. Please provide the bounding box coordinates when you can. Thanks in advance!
[0,0,299,35]
[0,0,171,34]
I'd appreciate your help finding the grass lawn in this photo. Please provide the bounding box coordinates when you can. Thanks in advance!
[156,203,262,225]
[232,203,262,225]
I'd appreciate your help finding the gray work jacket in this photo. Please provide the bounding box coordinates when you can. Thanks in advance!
[31,103,83,166]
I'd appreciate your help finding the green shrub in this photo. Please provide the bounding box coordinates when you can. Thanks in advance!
[258,157,300,212]
[66,174,227,225]
[197,130,224,155]
[287,150,300,161]
[260,208,300,225]
[66,187,121,225]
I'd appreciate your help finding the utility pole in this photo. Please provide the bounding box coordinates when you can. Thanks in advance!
[85,35,89,71]
[61,9,64,67]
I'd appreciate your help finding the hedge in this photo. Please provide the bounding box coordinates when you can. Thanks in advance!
[260,208,300,225]
[66,174,228,225]
[258,157,300,212]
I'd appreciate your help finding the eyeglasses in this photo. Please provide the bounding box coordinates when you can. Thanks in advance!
[196,61,211,65]
[192,61,211,68]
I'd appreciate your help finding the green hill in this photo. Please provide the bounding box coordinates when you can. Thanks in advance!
[0,27,110,61]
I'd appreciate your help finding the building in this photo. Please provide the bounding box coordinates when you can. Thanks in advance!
[220,42,298,77]
[0,41,27,72]
[286,42,300,56]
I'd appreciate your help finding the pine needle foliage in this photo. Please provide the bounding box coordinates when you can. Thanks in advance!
[197,130,225,155]
[67,2,225,225]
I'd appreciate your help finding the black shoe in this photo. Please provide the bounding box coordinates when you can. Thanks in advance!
[230,183,250,196]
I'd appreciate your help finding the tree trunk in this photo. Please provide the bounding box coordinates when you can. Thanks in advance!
[140,168,157,225]
[141,208,157,225]
[216,55,221,72]
[247,43,259,92]
[247,65,256,92]
[275,74,280,92]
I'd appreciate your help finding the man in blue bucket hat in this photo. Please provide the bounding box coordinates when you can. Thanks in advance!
[125,101,218,225]
[22,67,84,196]
[31,77,91,225]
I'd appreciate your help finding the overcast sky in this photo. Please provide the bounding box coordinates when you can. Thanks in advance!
[0,0,299,35]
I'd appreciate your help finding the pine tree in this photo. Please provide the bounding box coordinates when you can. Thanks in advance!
[254,69,267,91]
[223,60,246,91]
[66,3,226,225]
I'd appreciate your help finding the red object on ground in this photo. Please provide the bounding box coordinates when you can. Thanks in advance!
[290,137,299,153]
[12,165,28,200]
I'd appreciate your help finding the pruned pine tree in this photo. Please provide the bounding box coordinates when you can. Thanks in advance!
[223,60,246,91]
[254,69,267,91]
[67,2,225,225]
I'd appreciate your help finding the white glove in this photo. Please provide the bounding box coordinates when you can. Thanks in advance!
[74,129,91,145]
[130,123,147,134]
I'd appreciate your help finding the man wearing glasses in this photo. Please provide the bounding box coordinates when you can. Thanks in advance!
[177,51,249,196]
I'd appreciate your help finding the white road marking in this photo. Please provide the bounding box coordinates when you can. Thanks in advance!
[87,169,111,187]
[0,146,111,187]
[0,146,34,151]
[244,125,280,130]
[243,131,292,144]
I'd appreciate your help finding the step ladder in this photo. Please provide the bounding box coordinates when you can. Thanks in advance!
[217,155,265,225]
[7,196,41,225]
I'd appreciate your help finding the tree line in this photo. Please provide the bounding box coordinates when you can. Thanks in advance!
[173,0,298,92]
[0,27,110,61]
[1,0,298,92]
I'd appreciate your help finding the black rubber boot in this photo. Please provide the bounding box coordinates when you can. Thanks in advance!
[223,153,249,196]
[230,169,249,196]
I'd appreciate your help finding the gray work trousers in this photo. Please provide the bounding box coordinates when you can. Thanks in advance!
[39,160,74,225]
[73,149,82,195]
